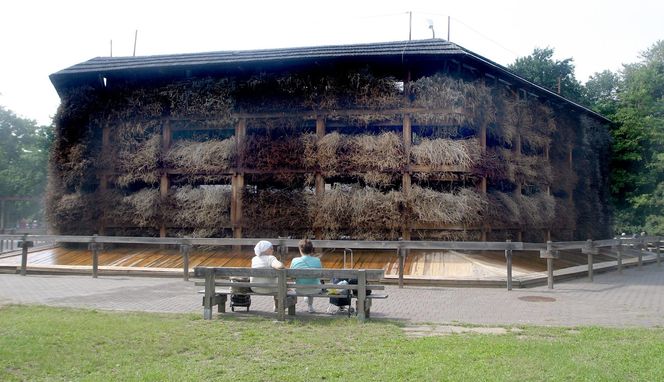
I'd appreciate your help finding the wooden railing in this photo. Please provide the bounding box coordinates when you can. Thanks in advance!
[0,234,661,290]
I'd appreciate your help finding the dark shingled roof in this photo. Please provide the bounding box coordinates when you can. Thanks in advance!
[51,39,465,76]
[49,39,610,122]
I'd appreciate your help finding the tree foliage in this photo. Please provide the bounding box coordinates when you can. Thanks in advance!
[586,41,664,234]
[511,42,664,235]
[508,47,585,103]
[0,105,52,224]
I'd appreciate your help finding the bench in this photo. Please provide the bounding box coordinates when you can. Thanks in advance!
[193,267,387,321]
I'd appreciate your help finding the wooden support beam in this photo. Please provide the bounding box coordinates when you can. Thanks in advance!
[232,119,247,243]
[402,113,412,240]
[159,121,172,239]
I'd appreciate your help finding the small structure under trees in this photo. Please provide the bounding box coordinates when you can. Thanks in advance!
[47,39,612,241]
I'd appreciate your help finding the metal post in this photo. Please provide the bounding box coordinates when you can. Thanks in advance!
[505,239,513,291]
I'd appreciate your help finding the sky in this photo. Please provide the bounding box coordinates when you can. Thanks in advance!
[1,0,662,126]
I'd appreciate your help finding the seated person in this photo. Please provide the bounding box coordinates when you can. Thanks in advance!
[289,238,322,313]
[251,240,284,312]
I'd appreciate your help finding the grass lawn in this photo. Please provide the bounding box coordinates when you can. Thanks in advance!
[1,305,664,381]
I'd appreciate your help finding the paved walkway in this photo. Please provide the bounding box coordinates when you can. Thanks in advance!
[1,264,664,327]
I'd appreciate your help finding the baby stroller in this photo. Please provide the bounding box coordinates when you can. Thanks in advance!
[230,277,251,312]
[327,278,355,316]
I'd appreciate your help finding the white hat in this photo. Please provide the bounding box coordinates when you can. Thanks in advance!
[254,240,273,256]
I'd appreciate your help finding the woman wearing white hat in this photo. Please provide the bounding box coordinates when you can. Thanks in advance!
[251,240,284,311]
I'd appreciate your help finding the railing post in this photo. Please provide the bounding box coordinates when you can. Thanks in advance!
[357,270,367,321]
[505,239,513,291]
[89,234,99,278]
[19,234,32,276]
[616,241,623,274]
[582,239,597,282]
[180,239,192,281]
[638,238,644,269]
[398,247,406,289]
[277,269,287,321]
[657,238,661,266]
[539,240,557,289]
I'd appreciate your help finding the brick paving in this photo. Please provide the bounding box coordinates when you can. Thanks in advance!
[1,264,663,327]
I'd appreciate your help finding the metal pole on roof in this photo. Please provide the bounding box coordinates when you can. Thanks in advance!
[133,30,138,56]
[408,11,412,41]
[447,16,450,41]
[110,40,113,57]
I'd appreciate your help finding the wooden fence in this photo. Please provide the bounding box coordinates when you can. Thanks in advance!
[0,234,661,290]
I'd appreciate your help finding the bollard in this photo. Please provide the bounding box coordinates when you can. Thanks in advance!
[180,240,192,281]
[505,239,513,291]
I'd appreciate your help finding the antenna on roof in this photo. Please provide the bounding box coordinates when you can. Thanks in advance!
[408,11,412,41]
[447,16,451,41]
[133,30,138,56]
[427,19,435,39]
[110,40,113,57]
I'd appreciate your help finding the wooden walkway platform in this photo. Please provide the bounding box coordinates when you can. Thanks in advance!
[0,245,612,280]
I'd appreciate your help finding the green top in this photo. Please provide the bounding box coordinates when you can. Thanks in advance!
[289,255,322,286]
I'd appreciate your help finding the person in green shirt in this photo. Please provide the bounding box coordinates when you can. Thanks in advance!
[289,238,322,313]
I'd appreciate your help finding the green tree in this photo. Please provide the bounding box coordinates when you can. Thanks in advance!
[508,47,585,103]
[588,41,664,234]
[0,105,52,226]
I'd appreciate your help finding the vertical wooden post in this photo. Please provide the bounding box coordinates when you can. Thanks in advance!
[160,121,171,239]
[232,119,247,244]
[398,247,406,289]
[547,258,554,289]
[616,242,623,274]
[98,126,110,235]
[402,114,412,241]
[356,270,367,321]
[638,238,644,269]
[203,271,216,320]
[657,239,661,266]
[277,269,287,321]
[180,239,191,281]
[90,234,99,278]
[505,239,513,291]
[480,122,488,241]
[315,116,326,239]
[583,239,595,282]
[19,234,29,276]
[539,240,556,289]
